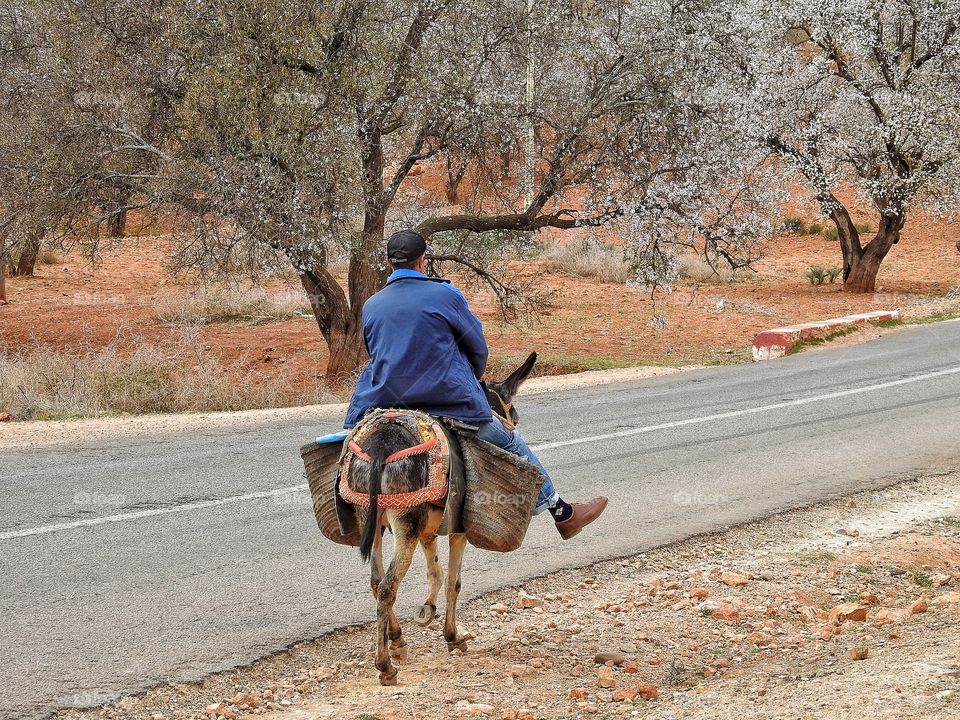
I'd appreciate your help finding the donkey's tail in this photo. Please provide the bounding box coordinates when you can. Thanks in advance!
[358,449,386,563]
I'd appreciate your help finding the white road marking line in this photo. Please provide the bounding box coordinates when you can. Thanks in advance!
[532,364,960,451]
[4,364,959,542]
[0,487,305,541]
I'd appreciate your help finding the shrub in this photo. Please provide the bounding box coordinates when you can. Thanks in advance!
[782,217,808,234]
[0,333,338,420]
[677,254,744,284]
[826,267,842,283]
[819,224,871,241]
[540,238,630,284]
[806,266,827,285]
[154,286,311,325]
[38,247,64,265]
[808,223,824,235]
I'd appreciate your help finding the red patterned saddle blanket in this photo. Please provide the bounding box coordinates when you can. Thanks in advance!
[338,409,450,509]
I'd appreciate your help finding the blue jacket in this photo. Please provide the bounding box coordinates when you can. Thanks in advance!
[344,269,492,428]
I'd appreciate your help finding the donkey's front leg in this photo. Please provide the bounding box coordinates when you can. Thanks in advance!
[443,532,468,652]
[376,522,417,685]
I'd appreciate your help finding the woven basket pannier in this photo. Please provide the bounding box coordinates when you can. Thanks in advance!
[300,440,361,546]
[459,434,543,552]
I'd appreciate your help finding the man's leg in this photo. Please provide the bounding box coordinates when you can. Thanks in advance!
[475,419,607,539]
[476,418,558,514]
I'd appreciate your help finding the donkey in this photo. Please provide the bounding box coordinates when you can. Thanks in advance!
[351,352,538,685]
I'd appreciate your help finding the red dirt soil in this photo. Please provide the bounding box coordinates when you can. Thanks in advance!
[1,212,958,398]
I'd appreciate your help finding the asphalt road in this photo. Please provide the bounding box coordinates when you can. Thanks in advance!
[3,320,960,719]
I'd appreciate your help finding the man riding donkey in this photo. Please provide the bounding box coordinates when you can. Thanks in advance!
[344,229,608,539]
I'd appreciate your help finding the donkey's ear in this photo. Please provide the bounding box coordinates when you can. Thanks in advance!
[500,352,537,400]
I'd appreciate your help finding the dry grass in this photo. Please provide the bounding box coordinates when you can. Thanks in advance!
[539,238,631,284]
[0,331,338,420]
[677,253,747,284]
[38,247,64,265]
[154,286,311,325]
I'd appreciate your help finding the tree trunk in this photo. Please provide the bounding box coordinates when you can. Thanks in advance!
[323,319,368,384]
[107,207,128,238]
[828,205,862,283]
[293,128,392,386]
[0,262,6,303]
[11,231,40,277]
[309,125,391,383]
[843,215,903,293]
[299,263,367,387]
[352,129,390,311]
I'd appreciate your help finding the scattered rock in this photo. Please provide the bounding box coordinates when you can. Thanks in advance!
[745,631,774,646]
[932,592,960,606]
[637,683,659,700]
[930,573,952,587]
[464,703,495,715]
[872,607,908,626]
[490,603,509,614]
[623,660,639,674]
[594,651,625,666]
[849,645,869,661]
[721,572,750,587]
[0,412,12,422]
[829,603,868,623]
[518,594,544,609]
[568,688,589,700]
[612,688,638,702]
[711,603,741,623]
[759,570,776,581]
[596,666,616,688]
[229,693,259,709]
[909,597,929,614]
[689,587,710,599]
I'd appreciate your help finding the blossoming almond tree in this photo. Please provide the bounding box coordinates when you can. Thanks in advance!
[722,0,960,292]
[5,0,779,379]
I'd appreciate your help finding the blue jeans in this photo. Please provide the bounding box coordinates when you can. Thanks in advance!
[476,419,559,515]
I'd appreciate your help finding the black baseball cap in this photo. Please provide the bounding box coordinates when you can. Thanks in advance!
[386,229,427,263]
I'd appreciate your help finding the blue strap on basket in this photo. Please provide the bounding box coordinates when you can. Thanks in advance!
[316,430,349,445]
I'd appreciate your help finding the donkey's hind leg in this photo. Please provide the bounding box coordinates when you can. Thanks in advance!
[443,532,469,653]
[415,531,444,626]
[375,514,417,686]
[368,515,406,659]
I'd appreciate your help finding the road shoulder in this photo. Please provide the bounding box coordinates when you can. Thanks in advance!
[54,471,960,720]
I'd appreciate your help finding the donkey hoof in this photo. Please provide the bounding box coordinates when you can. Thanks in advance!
[379,668,398,686]
[414,603,437,626]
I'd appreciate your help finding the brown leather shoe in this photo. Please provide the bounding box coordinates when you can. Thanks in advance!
[555,496,608,540]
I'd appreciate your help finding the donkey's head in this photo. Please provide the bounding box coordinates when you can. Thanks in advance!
[483,352,537,426]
